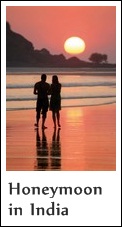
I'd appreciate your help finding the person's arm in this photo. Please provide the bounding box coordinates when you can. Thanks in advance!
[47,84,51,95]
[33,84,38,95]
[59,83,62,93]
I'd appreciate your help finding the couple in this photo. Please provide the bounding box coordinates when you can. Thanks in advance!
[33,74,61,129]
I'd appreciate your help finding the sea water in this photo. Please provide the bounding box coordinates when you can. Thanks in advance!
[6,67,116,111]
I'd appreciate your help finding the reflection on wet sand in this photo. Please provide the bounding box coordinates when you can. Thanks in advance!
[36,128,49,170]
[35,128,61,171]
[50,128,61,170]
[6,106,116,171]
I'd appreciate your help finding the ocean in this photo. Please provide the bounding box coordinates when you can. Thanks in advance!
[6,67,116,111]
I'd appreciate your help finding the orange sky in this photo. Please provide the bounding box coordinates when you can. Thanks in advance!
[6,6,116,63]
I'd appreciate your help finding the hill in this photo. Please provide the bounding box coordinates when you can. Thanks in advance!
[6,22,116,68]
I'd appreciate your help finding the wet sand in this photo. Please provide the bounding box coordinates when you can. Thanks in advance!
[6,104,116,171]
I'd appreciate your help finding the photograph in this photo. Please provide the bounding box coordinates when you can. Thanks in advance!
[6,6,116,171]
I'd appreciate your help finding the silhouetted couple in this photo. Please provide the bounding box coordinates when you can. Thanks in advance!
[33,74,61,129]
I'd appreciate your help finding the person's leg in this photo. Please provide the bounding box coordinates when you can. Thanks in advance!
[36,110,40,126]
[42,115,46,129]
[57,111,61,127]
[42,111,47,129]
[41,99,49,129]
[35,101,40,127]
[52,111,56,128]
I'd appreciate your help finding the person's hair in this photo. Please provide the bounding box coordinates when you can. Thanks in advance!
[41,74,47,81]
[52,75,59,84]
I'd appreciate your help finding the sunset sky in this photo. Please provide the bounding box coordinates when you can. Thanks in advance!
[6,6,116,63]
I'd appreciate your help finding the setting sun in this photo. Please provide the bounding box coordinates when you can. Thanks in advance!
[64,37,86,54]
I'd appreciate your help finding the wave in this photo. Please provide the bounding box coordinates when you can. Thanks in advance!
[6,95,116,101]
[6,100,116,111]
[6,72,116,76]
[6,67,116,74]
[6,81,116,89]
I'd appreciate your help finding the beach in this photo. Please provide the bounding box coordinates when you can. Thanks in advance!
[6,104,116,171]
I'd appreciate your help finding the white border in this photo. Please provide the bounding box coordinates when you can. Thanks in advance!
[1,1,121,226]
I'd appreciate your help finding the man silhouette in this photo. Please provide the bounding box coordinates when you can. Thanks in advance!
[33,74,50,129]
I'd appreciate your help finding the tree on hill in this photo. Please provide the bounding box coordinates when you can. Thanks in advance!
[89,53,108,64]
[102,54,108,63]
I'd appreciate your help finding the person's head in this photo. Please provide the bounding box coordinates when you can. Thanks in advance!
[52,75,59,84]
[41,74,47,82]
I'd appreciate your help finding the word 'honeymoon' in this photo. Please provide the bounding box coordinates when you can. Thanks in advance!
[9,182,102,198]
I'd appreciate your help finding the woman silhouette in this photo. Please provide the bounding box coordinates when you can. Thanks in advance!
[49,75,62,128]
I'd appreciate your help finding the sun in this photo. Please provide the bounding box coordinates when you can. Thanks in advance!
[64,37,86,54]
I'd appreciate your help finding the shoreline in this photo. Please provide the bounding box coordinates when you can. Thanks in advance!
[6,66,116,75]
[6,103,116,171]
[6,102,116,111]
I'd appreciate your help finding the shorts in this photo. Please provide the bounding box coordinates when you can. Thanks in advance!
[36,98,49,115]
